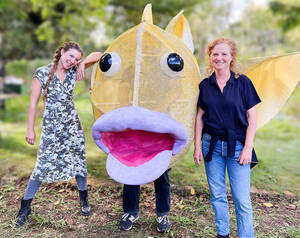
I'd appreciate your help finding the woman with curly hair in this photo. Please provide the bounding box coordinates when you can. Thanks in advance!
[193,38,261,238]
[16,41,102,227]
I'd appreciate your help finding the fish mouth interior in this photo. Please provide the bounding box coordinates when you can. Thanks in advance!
[101,129,175,167]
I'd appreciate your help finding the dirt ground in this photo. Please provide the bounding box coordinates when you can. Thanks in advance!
[0,173,299,238]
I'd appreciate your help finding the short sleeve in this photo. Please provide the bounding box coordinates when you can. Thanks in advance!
[33,65,50,93]
[243,75,261,110]
[197,81,206,110]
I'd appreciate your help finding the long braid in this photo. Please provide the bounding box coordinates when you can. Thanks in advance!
[43,48,62,101]
[42,41,83,101]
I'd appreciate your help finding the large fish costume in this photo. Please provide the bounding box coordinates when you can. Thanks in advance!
[91,4,300,185]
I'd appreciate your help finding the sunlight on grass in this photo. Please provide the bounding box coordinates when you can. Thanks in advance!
[0,82,299,196]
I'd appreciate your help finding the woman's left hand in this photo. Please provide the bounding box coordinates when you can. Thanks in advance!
[76,62,85,81]
[238,145,252,165]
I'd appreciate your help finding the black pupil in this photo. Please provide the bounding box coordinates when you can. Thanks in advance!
[99,53,112,72]
[167,53,184,72]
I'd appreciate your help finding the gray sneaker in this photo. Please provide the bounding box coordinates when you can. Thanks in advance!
[157,215,170,233]
[119,213,139,231]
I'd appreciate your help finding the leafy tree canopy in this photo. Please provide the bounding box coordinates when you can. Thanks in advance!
[105,0,201,37]
[0,0,106,61]
[270,0,300,32]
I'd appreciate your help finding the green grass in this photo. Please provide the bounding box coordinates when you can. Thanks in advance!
[1,61,299,237]
[1,82,299,197]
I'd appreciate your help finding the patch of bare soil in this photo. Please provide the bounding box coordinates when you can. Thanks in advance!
[0,175,299,238]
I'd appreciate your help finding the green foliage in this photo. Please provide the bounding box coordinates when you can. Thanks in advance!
[0,0,44,60]
[227,7,283,58]
[188,0,232,66]
[0,0,106,61]
[105,0,201,37]
[6,59,48,83]
[5,59,29,78]
[270,0,300,32]
[30,0,106,50]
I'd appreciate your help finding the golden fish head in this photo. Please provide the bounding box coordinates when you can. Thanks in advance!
[91,4,200,185]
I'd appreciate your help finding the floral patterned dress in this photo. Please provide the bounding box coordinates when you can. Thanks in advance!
[30,64,87,183]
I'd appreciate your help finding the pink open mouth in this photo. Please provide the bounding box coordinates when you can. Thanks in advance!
[101,130,175,167]
[92,106,188,185]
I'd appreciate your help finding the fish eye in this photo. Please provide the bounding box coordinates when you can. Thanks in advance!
[160,52,184,78]
[167,53,184,71]
[99,52,121,77]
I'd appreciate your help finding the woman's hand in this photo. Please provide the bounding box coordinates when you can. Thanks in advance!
[238,145,252,165]
[76,62,85,81]
[26,129,36,145]
[193,148,203,166]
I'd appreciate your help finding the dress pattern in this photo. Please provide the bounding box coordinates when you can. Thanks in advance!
[30,64,87,182]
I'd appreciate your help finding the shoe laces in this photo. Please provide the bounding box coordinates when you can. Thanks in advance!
[157,215,169,224]
[122,213,136,222]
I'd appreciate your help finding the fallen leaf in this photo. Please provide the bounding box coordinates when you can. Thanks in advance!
[178,205,184,209]
[283,222,290,227]
[66,218,73,225]
[287,204,297,210]
[58,189,65,193]
[250,186,259,193]
[283,191,296,197]
[142,192,147,197]
[54,200,60,205]
[190,187,195,195]
[77,224,86,228]
[263,202,273,208]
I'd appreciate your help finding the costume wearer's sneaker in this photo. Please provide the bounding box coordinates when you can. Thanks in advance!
[156,215,171,233]
[119,213,139,231]
[216,234,229,238]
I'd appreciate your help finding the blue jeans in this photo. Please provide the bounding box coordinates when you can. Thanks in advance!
[123,170,170,217]
[202,133,254,238]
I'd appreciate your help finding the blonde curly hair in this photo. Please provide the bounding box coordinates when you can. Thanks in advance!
[206,38,241,77]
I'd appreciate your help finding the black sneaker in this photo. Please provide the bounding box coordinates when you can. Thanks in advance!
[157,215,170,233]
[119,213,139,231]
[216,234,229,238]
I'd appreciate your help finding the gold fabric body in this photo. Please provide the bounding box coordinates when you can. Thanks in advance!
[91,4,200,165]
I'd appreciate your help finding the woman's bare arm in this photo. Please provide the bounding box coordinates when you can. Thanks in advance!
[26,78,42,145]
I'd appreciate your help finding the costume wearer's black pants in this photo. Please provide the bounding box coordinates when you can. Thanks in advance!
[122,170,170,217]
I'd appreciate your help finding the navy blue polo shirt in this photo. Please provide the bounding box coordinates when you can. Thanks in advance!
[198,72,261,135]
[197,72,261,166]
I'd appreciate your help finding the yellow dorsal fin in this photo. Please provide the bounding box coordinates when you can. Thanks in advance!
[141,3,153,24]
[166,10,194,53]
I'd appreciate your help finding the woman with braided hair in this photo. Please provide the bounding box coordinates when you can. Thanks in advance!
[16,41,102,227]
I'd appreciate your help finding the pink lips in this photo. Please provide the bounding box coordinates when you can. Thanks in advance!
[101,130,175,167]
